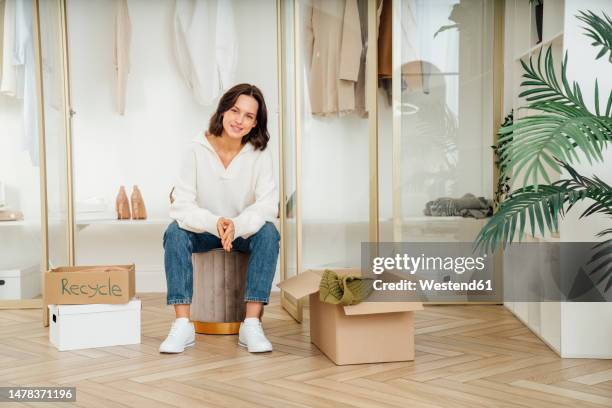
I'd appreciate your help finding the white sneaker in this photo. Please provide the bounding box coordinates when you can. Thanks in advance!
[238,317,273,353]
[159,318,196,353]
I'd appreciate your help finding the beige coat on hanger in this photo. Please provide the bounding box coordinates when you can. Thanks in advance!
[305,0,362,116]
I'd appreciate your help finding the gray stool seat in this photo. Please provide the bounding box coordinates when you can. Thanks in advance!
[190,249,249,334]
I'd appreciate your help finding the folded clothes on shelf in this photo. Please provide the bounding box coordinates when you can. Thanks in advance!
[423,193,493,219]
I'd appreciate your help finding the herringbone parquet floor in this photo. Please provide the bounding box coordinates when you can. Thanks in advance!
[1,293,611,408]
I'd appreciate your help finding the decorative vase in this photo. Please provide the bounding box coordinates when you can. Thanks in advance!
[131,185,147,220]
[115,186,131,220]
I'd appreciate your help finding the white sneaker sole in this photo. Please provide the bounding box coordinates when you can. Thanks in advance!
[159,340,195,354]
[238,340,272,353]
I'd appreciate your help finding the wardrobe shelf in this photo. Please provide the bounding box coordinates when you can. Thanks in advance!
[0,220,39,227]
[289,217,490,224]
[514,30,564,61]
[76,218,282,232]
[75,218,171,231]
[76,218,170,225]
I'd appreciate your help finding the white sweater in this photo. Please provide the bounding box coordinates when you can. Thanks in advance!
[170,133,278,239]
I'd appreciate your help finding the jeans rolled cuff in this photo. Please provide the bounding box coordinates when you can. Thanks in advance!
[167,298,192,305]
[244,296,269,305]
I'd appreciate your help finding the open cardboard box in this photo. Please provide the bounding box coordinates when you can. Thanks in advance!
[278,268,423,365]
[45,264,135,305]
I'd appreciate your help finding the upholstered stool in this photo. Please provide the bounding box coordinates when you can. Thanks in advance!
[191,249,249,334]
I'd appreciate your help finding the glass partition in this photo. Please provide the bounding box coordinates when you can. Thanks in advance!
[39,0,71,269]
[377,0,500,302]
[279,0,300,319]
[380,0,495,243]
[299,0,371,270]
[0,0,44,303]
[402,0,493,237]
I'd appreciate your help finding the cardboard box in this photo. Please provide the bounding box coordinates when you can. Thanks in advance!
[48,299,141,351]
[277,268,423,365]
[45,265,135,305]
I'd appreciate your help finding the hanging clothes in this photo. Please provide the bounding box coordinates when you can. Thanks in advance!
[377,0,392,104]
[376,0,422,106]
[377,0,391,78]
[114,0,131,115]
[173,0,237,106]
[2,0,38,166]
[354,0,367,118]
[305,0,362,116]
[38,0,63,111]
[1,0,16,96]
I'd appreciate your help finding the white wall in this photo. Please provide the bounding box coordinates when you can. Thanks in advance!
[560,0,612,242]
[559,0,612,359]
[502,0,612,358]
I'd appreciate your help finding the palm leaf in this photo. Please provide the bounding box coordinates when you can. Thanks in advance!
[520,49,588,114]
[496,47,611,187]
[577,10,612,63]
[587,238,612,292]
[498,115,609,187]
[474,185,572,253]
[556,160,612,218]
[596,227,612,238]
[475,161,611,253]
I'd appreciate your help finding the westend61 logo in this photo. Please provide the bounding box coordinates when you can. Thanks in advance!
[371,253,487,275]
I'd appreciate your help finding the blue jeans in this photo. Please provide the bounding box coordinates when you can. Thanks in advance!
[163,221,280,305]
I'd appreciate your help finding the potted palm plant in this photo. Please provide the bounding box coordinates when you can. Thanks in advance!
[475,11,612,291]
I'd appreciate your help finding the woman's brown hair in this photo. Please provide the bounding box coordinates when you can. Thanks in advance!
[208,83,270,151]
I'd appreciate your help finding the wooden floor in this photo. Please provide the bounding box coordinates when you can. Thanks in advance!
[1,293,611,408]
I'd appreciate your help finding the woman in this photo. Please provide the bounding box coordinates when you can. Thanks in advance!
[160,84,280,354]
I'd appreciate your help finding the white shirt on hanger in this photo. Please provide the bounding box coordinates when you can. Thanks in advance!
[170,133,278,239]
[2,0,38,166]
[173,0,238,106]
[1,0,17,96]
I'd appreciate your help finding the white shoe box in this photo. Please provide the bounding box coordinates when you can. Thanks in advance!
[48,299,141,351]
[0,265,41,300]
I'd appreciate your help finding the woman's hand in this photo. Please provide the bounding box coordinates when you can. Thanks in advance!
[217,217,235,251]
[216,217,227,239]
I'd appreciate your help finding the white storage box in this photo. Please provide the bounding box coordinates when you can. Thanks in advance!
[48,299,141,351]
[0,265,41,300]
